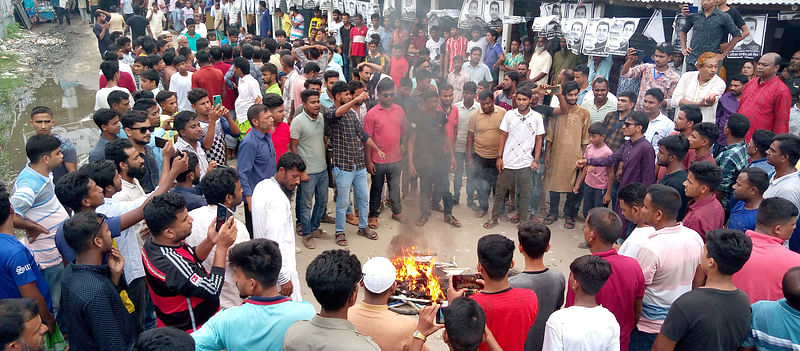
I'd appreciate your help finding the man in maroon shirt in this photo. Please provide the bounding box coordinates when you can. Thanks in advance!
[365,80,407,228]
[565,208,645,351]
[682,161,724,240]
[738,52,792,140]
[192,50,224,103]
[683,122,718,168]
[211,46,236,113]
[450,234,537,351]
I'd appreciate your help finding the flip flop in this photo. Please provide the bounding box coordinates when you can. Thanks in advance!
[564,217,575,229]
[483,218,498,229]
[445,215,461,228]
[416,216,429,227]
[335,232,348,246]
[357,228,378,240]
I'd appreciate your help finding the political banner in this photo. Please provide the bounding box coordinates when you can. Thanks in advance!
[727,15,765,59]
[565,2,592,19]
[562,18,587,55]
[383,0,395,17]
[458,0,484,29]
[582,18,610,56]
[606,18,639,56]
[671,14,686,50]
[483,0,503,30]
[401,0,415,20]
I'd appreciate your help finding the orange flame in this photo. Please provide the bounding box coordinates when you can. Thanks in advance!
[391,246,443,302]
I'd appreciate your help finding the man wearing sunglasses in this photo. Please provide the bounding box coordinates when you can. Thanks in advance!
[122,110,161,193]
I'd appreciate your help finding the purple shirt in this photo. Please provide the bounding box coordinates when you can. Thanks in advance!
[683,195,725,240]
[565,249,645,351]
[715,91,739,146]
[587,136,656,188]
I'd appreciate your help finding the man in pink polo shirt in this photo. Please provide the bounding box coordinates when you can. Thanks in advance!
[365,80,407,229]
[732,197,800,303]
[565,207,645,351]
[631,184,703,350]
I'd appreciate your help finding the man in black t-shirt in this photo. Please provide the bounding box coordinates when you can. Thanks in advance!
[125,6,148,40]
[653,229,752,351]
[408,90,459,228]
[656,134,690,220]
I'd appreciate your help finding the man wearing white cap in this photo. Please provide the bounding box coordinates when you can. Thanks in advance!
[348,257,427,351]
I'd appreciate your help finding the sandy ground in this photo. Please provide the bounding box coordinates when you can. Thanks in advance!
[56,21,590,350]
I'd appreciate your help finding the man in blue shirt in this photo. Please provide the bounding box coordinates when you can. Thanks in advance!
[0,184,57,335]
[191,239,315,350]
[238,104,276,236]
[484,29,504,85]
[258,1,272,38]
[742,267,800,350]
[169,151,207,211]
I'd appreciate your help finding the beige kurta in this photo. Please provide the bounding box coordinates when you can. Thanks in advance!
[545,107,590,193]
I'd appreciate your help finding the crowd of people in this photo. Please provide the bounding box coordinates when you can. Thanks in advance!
[2,0,800,349]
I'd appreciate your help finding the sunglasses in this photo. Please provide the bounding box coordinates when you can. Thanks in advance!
[623,121,639,127]
[94,213,108,239]
[131,126,155,133]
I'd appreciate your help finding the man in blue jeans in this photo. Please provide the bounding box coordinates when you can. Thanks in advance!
[290,89,332,249]
[324,81,384,246]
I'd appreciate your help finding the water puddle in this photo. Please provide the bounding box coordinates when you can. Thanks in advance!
[3,78,98,179]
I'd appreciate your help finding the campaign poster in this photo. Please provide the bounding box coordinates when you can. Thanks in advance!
[671,14,686,50]
[562,18,587,55]
[382,0,395,17]
[582,18,611,56]
[727,15,766,59]
[346,0,356,14]
[566,2,592,19]
[458,0,484,29]
[303,0,318,9]
[606,18,639,56]
[540,2,563,18]
[319,0,331,10]
[483,0,503,30]
[401,0,415,20]
[531,15,558,33]
[358,1,369,15]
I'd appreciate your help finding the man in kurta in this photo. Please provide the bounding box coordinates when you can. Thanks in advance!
[738,52,792,140]
[544,81,591,229]
[251,152,306,302]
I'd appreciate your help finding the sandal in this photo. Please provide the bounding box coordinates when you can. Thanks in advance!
[431,204,444,212]
[357,228,379,240]
[483,218,498,229]
[564,217,575,229]
[346,213,359,226]
[474,210,486,218]
[445,215,461,228]
[368,217,379,229]
[543,214,557,225]
[509,214,520,224]
[321,214,335,224]
[416,216,429,227]
[335,232,348,246]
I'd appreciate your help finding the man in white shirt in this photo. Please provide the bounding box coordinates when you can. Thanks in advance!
[762,134,800,251]
[173,111,210,178]
[105,138,150,241]
[234,57,262,127]
[251,152,306,301]
[453,82,479,206]
[96,60,134,110]
[425,26,445,68]
[328,10,344,46]
[542,255,620,351]
[642,88,675,156]
[528,37,553,86]
[169,54,194,111]
[186,167,249,308]
[463,47,493,84]
[669,54,726,123]
[485,88,545,228]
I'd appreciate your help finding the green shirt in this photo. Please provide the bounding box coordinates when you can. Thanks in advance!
[289,111,327,174]
[551,50,582,85]
[266,83,281,96]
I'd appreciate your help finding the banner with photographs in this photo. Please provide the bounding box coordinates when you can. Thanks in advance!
[565,2,592,19]
[582,18,610,56]
[606,18,639,56]
[345,0,356,14]
[319,0,332,10]
[562,18,587,55]
[671,14,686,50]
[483,0,503,30]
[540,2,563,18]
[303,0,318,9]
[458,0,484,29]
[401,0,415,20]
[383,0,395,17]
[333,0,344,11]
[727,15,765,59]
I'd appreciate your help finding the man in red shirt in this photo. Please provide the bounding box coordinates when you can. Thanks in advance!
[738,52,792,140]
[364,80,407,228]
[451,234,537,351]
[349,14,368,75]
[211,46,236,113]
[192,50,224,102]
[732,197,800,303]
[565,208,645,351]
[682,161,724,240]
[389,45,409,87]
[445,27,468,75]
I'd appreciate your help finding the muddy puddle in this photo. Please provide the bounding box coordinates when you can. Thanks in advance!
[3,79,98,179]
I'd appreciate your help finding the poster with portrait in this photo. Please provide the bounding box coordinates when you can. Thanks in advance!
[531,15,558,33]
[582,18,611,56]
[319,0,332,10]
[671,14,686,50]
[727,15,766,59]
[383,0,395,17]
[566,2,592,19]
[303,0,318,9]
[345,0,356,14]
[458,0,484,29]
[401,0,415,20]
[561,18,587,55]
[358,1,370,15]
[540,2,563,18]
[483,0,503,30]
[606,18,639,56]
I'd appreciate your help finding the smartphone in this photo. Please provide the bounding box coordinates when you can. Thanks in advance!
[435,302,448,324]
[545,85,561,95]
[213,95,222,107]
[216,204,233,231]
[154,136,168,148]
[688,5,699,13]
[452,274,484,290]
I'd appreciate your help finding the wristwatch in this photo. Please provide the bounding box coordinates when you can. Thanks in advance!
[412,330,427,342]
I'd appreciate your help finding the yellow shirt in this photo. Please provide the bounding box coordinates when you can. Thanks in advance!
[281,13,291,34]
[347,301,427,351]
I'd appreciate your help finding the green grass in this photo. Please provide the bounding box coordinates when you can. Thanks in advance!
[5,23,23,40]
[0,43,24,182]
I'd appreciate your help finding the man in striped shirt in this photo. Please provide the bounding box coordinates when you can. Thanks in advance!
[445,27,468,75]
[141,192,238,331]
[10,134,69,314]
